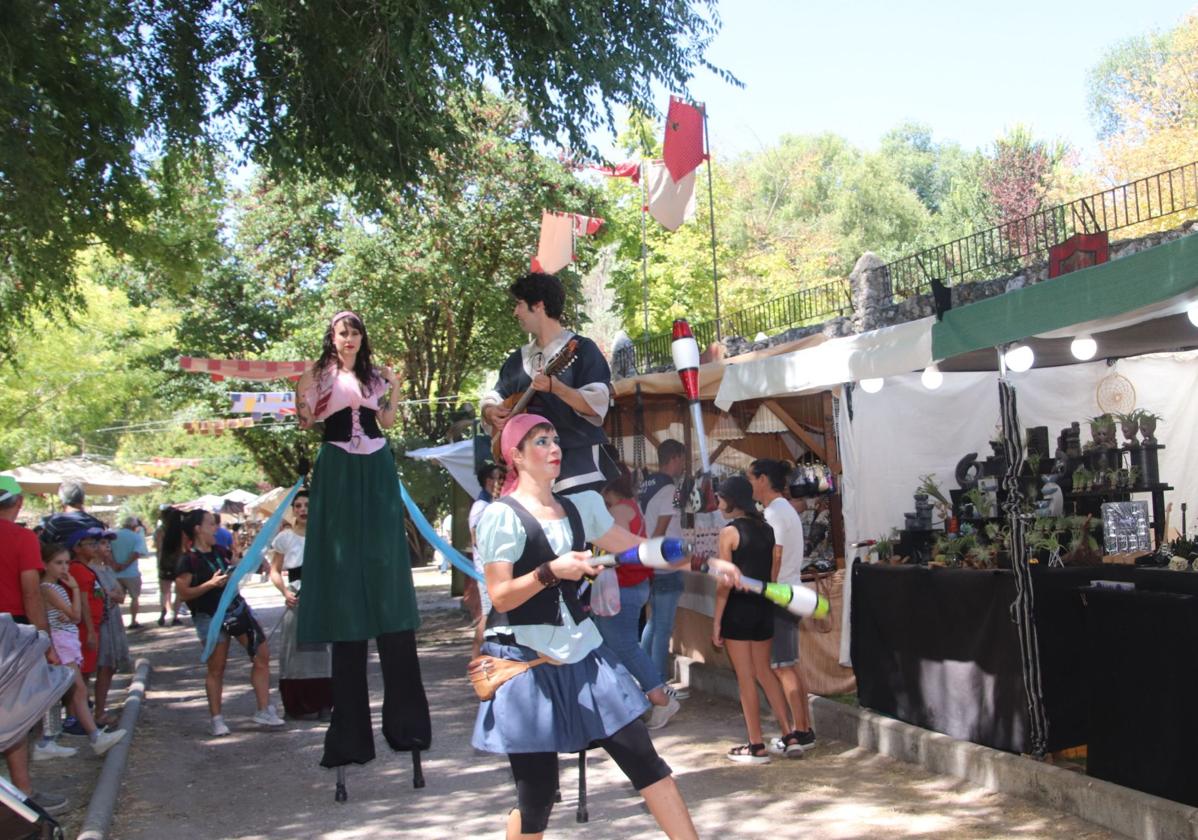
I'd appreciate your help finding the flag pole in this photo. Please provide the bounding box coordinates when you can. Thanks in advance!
[640,161,651,335]
[701,104,722,342]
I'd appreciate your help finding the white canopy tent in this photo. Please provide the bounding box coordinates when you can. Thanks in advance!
[1,457,165,496]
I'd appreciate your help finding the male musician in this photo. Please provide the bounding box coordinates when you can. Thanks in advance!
[481,272,614,494]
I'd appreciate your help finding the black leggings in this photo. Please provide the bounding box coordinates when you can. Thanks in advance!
[508,718,671,834]
[321,629,431,767]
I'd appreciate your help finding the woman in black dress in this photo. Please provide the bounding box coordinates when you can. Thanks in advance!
[710,476,797,764]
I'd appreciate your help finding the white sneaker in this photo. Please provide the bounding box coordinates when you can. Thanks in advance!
[210,716,231,737]
[664,684,690,701]
[91,728,127,757]
[251,705,285,727]
[645,696,681,730]
[32,740,77,761]
[766,737,787,756]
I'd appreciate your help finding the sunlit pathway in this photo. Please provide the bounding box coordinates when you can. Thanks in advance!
[108,567,1121,839]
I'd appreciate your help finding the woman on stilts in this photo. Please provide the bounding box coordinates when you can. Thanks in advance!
[473,413,743,839]
[295,310,430,801]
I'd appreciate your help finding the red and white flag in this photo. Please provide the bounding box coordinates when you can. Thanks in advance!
[663,97,706,182]
[589,161,641,183]
[571,214,604,237]
[531,211,574,274]
[646,161,697,231]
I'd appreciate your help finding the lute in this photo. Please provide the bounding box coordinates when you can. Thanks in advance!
[490,338,580,463]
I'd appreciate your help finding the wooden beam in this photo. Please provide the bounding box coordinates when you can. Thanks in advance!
[821,391,842,473]
[763,400,827,463]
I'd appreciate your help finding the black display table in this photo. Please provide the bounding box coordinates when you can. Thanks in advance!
[1084,586,1198,806]
[850,563,1136,754]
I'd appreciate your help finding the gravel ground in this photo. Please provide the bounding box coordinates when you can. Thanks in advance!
[91,565,1125,839]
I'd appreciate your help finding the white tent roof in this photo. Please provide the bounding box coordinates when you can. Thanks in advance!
[1,457,166,496]
[714,317,935,409]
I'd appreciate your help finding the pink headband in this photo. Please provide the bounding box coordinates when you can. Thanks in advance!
[331,310,358,326]
[499,413,553,496]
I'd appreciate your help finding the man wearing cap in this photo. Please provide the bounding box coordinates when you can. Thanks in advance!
[0,476,70,815]
[112,516,147,628]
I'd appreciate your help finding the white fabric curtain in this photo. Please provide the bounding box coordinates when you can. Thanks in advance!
[838,350,1198,665]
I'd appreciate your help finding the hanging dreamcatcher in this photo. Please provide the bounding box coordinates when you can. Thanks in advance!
[1096,373,1136,415]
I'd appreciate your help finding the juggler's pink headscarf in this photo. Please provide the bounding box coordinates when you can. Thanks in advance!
[498,413,553,496]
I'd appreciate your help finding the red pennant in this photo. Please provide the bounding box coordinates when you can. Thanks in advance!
[663,97,706,182]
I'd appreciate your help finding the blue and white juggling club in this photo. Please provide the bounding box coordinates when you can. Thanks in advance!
[591,537,691,569]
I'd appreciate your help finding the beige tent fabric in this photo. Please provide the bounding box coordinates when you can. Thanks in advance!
[798,570,857,696]
[612,333,827,400]
[2,456,165,496]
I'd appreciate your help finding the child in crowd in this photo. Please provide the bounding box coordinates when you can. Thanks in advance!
[90,534,132,727]
[711,476,798,764]
[38,543,127,757]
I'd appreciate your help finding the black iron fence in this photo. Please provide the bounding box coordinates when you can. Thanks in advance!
[883,160,1198,300]
[632,277,851,371]
[630,161,1198,371]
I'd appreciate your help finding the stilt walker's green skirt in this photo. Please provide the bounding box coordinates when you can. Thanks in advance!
[296,444,420,643]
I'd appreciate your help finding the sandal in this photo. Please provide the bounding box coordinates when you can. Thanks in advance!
[727,742,771,764]
[781,731,806,758]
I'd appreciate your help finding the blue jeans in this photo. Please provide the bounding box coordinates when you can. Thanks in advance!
[640,572,684,684]
[592,580,662,693]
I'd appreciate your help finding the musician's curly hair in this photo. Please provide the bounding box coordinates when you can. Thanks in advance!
[510,272,564,320]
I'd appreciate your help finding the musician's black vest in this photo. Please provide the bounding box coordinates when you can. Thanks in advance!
[322,406,382,444]
[486,494,587,628]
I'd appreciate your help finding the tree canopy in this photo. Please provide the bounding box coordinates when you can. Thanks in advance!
[1,0,729,347]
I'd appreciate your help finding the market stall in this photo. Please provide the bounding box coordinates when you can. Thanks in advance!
[609,336,855,695]
[712,228,1198,800]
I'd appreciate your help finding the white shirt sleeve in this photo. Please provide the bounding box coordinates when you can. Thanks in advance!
[567,490,616,541]
[476,503,526,566]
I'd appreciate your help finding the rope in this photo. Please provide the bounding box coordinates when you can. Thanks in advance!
[999,378,1049,756]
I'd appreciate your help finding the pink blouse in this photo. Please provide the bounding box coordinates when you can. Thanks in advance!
[304,366,388,455]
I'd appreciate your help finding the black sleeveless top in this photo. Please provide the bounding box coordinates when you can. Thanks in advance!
[485,495,588,628]
[722,516,776,629]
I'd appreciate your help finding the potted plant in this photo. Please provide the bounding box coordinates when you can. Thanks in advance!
[961,487,990,519]
[918,474,952,522]
[1128,464,1141,489]
[1117,410,1141,446]
[1138,410,1162,444]
[1064,515,1102,565]
[1070,466,1090,492]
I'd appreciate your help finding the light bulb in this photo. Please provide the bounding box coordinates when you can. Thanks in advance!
[921,365,943,390]
[1070,334,1097,361]
[1004,343,1034,373]
[859,377,884,393]
[1188,300,1198,328]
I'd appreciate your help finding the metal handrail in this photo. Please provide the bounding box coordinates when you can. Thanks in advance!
[882,161,1198,299]
[632,278,852,371]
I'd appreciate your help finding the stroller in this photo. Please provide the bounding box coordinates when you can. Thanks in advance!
[0,615,74,840]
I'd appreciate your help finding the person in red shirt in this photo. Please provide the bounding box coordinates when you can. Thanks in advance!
[0,476,69,814]
[64,528,108,680]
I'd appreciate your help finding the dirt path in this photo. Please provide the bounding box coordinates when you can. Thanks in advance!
[107,567,1123,839]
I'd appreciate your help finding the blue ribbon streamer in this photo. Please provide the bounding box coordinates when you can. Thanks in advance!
[398,479,484,582]
[201,477,303,662]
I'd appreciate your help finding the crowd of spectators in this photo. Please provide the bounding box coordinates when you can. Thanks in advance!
[1,478,287,822]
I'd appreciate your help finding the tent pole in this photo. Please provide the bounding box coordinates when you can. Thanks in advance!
[641,162,651,336]
[702,105,722,342]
